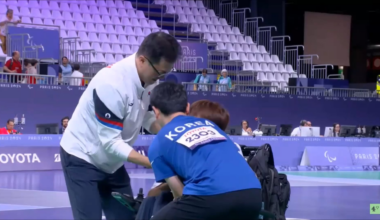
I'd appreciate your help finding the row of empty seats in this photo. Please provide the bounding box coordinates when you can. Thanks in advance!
[4,0,133,10]
[85,52,131,64]
[167,5,216,18]
[258,72,300,83]
[195,25,243,37]
[153,0,208,9]
[219,43,269,55]
[4,0,208,10]
[242,62,297,74]
[61,30,164,44]
[16,17,160,35]
[235,53,284,64]
[75,41,139,55]
[2,6,148,19]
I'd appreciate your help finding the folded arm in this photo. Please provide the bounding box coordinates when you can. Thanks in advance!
[165,176,184,199]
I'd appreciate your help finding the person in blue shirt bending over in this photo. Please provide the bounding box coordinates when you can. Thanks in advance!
[148,82,262,220]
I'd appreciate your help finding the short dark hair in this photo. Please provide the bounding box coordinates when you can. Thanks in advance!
[61,117,69,123]
[6,9,13,15]
[150,82,187,116]
[11,51,18,57]
[73,63,80,71]
[189,100,230,131]
[137,32,182,64]
[23,59,30,66]
[201,69,207,73]
[7,119,14,124]
[30,59,38,66]
[62,56,68,61]
[300,120,307,126]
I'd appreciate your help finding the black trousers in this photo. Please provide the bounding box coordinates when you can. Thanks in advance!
[151,188,262,220]
[136,191,174,220]
[60,147,135,220]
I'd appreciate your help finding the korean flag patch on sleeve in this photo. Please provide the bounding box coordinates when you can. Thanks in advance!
[176,126,227,150]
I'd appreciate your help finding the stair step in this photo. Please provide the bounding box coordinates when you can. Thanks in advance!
[131,2,164,13]
[168,30,201,41]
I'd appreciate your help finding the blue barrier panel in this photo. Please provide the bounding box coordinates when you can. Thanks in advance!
[1,84,380,133]
[301,147,353,166]
[350,147,380,165]
[0,135,379,172]
[179,41,208,69]
[7,26,60,60]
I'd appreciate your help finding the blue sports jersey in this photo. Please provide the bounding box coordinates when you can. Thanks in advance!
[148,115,261,196]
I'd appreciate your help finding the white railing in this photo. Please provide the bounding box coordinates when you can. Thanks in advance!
[0,73,91,86]
[181,82,373,98]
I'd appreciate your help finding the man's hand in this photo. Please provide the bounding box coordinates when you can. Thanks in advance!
[147,183,171,197]
[127,150,152,168]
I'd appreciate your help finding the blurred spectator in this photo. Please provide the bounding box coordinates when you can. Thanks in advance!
[253,124,263,137]
[306,121,312,127]
[70,63,84,86]
[0,119,18,134]
[59,56,73,85]
[370,126,380,137]
[3,51,22,83]
[23,59,41,84]
[356,126,366,136]
[0,37,4,56]
[328,123,340,137]
[193,69,210,91]
[0,9,21,54]
[22,58,31,83]
[241,120,253,136]
[217,69,232,92]
[59,116,69,134]
[30,59,45,84]
[290,120,307,136]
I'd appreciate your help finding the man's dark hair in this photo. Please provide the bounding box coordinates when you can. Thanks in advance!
[150,82,187,116]
[11,51,17,57]
[137,32,182,64]
[7,119,14,124]
[61,116,70,124]
[23,59,30,66]
[6,9,13,15]
[300,120,307,126]
[30,59,38,66]
[62,56,68,61]
[73,63,80,71]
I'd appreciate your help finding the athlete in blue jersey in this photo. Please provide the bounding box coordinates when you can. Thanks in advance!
[148,82,262,220]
